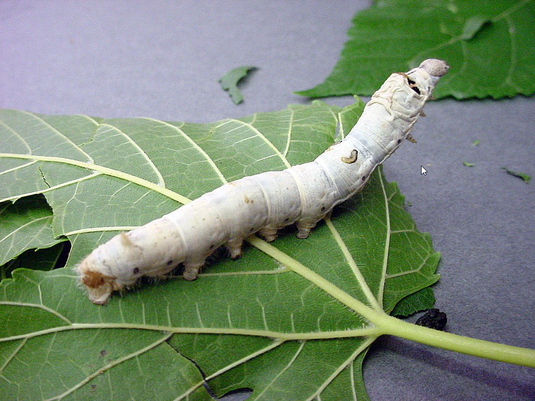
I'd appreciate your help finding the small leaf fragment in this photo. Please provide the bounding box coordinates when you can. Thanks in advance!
[501,167,531,183]
[218,66,257,104]
[463,162,475,167]
[472,139,480,146]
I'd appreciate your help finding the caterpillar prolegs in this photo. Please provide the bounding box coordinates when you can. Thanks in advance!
[77,59,449,304]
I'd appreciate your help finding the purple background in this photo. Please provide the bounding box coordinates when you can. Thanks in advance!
[1,1,534,400]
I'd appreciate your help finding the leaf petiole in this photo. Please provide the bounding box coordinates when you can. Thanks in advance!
[248,235,535,369]
[375,313,535,368]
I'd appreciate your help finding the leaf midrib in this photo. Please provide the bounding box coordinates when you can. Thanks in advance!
[0,321,382,343]
[0,153,191,205]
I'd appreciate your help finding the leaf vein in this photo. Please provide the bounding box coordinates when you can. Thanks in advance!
[140,117,227,185]
[0,153,191,205]
[44,332,173,401]
[100,123,166,187]
[255,340,306,400]
[227,118,292,169]
[325,218,381,310]
[282,108,295,158]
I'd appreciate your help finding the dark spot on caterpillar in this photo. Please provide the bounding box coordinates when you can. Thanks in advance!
[321,206,326,212]
[166,260,174,266]
[133,267,140,275]
[362,176,366,181]
[249,227,255,232]
[284,217,290,222]
[397,139,401,144]
[209,244,215,250]
[407,77,421,94]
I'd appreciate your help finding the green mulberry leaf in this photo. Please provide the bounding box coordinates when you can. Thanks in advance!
[296,0,535,99]
[4,100,530,400]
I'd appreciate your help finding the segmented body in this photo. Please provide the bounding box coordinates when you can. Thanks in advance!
[77,59,448,304]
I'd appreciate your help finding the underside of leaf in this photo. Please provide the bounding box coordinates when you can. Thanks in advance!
[0,101,440,400]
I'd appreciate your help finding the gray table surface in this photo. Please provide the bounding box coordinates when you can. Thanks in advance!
[1,1,534,400]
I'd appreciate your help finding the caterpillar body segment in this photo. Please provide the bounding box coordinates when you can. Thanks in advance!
[77,59,449,304]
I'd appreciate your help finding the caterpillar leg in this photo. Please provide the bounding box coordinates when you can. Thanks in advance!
[226,238,244,260]
[296,223,314,239]
[183,263,203,281]
[259,226,278,242]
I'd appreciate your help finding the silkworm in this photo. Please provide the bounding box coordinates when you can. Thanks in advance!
[77,59,449,304]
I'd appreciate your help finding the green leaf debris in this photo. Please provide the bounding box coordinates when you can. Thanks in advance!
[218,66,257,104]
[501,167,531,183]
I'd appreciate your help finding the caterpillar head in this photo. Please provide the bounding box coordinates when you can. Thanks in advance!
[406,59,450,97]
[418,58,449,82]
[361,59,449,164]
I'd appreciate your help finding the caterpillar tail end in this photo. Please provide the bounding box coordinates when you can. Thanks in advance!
[76,257,116,305]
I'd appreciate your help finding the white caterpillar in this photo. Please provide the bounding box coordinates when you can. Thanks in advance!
[77,59,449,304]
